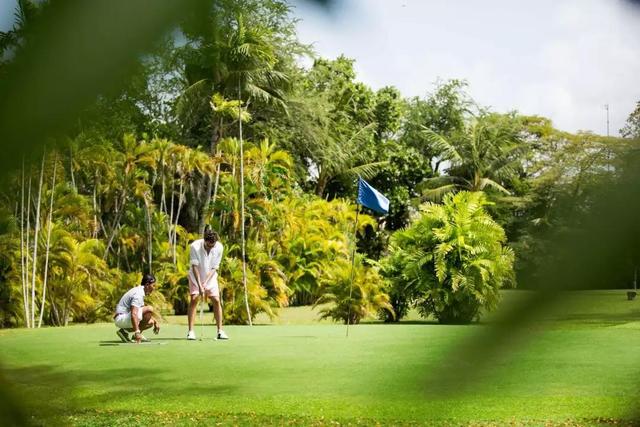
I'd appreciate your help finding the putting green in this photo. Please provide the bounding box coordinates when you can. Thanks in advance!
[1,291,640,425]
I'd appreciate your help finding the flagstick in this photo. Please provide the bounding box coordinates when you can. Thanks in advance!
[346,204,360,338]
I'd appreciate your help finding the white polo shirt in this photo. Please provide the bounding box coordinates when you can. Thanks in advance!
[188,239,223,286]
[115,285,145,314]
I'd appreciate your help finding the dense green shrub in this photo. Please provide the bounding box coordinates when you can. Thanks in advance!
[382,191,514,324]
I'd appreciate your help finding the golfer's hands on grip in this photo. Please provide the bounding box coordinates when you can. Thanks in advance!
[134,330,142,344]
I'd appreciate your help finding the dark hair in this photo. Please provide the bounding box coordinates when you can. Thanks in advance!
[141,273,156,287]
[203,225,219,243]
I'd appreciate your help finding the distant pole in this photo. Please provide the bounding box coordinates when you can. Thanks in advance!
[346,204,360,338]
[605,104,612,172]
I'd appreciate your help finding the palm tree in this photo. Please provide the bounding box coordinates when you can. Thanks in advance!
[178,9,292,323]
[101,135,156,261]
[315,254,393,324]
[420,114,526,200]
[245,138,292,198]
[167,143,212,264]
[212,138,272,244]
[150,138,173,216]
[72,140,118,239]
[270,195,375,306]
[224,14,290,325]
[201,94,251,232]
[313,122,388,197]
[38,152,57,327]
[60,238,108,326]
[0,0,39,62]
[35,225,107,326]
[0,206,22,327]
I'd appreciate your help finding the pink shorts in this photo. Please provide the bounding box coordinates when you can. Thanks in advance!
[188,274,219,297]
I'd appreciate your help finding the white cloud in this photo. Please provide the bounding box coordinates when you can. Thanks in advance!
[293,0,640,136]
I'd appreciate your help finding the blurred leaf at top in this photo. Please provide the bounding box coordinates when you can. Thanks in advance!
[0,0,333,180]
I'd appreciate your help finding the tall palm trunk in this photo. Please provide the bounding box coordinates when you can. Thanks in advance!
[238,84,252,326]
[69,145,76,191]
[212,161,221,206]
[200,171,212,235]
[63,273,73,326]
[39,154,57,327]
[31,154,45,328]
[173,178,185,265]
[20,160,29,327]
[315,169,330,197]
[25,174,32,327]
[168,161,176,259]
[144,197,153,272]
[160,157,167,215]
[200,117,223,233]
[103,192,126,259]
[49,291,61,326]
[92,171,99,239]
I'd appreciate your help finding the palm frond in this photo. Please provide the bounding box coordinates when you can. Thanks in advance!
[478,178,511,195]
[175,79,209,123]
[341,161,389,180]
[421,184,459,202]
[488,144,528,173]
[422,126,462,162]
[342,122,376,148]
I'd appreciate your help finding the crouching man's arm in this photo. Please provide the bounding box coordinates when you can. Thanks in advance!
[131,305,142,343]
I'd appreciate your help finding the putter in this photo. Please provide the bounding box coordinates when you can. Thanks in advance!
[199,290,205,341]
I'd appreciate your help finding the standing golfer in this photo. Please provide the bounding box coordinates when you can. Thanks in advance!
[187,226,229,340]
[114,273,160,343]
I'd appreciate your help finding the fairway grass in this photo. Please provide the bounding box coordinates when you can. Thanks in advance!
[1,290,640,425]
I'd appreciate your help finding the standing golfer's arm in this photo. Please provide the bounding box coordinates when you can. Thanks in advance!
[201,270,214,287]
[189,243,205,294]
[206,245,222,291]
[192,265,204,294]
[212,243,223,271]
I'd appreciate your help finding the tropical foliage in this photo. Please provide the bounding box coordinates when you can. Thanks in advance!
[383,192,514,324]
[0,0,638,328]
[315,254,393,324]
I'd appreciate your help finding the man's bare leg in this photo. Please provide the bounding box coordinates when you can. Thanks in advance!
[188,294,200,332]
[138,307,158,332]
[210,296,223,331]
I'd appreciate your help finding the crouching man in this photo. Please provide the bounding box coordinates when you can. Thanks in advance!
[114,273,160,343]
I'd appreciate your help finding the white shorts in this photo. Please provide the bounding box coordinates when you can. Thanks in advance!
[114,309,143,330]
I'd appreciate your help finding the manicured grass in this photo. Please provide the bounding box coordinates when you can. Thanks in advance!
[1,290,640,425]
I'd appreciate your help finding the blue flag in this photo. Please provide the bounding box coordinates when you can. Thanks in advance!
[357,177,389,214]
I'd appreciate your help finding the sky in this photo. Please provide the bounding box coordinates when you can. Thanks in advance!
[0,1,15,32]
[2,0,638,136]
[293,0,640,136]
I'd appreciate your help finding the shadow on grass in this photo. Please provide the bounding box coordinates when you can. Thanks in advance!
[99,341,170,346]
[56,408,428,427]
[358,319,439,325]
[2,363,239,423]
[0,363,30,426]
[550,311,640,325]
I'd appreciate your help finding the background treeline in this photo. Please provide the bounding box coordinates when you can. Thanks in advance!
[1,0,639,328]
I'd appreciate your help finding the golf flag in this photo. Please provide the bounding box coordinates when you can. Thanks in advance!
[357,177,389,214]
